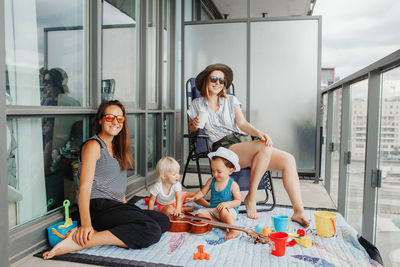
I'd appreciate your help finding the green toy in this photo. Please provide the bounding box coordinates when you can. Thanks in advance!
[58,200,73,229]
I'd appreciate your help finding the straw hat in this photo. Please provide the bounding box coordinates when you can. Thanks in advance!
[195,63,233,91]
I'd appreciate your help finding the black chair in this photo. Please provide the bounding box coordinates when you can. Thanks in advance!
[182,78,275,212]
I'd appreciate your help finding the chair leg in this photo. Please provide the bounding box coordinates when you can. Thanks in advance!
[195,158,203,188]
[181,150,193,188]
[239,170,276,213]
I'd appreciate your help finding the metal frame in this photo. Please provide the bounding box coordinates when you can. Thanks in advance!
[324,91,334,193]
[320,49,400,244]
[182,0,322,177]
[362,70,381,243]
[337,83,351,215]
[0,0,9,265]
[3,0,180,262]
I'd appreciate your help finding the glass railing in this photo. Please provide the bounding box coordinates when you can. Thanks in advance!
[320,49,400,267]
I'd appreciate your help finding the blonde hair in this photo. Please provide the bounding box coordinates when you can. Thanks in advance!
[156,157,180,181]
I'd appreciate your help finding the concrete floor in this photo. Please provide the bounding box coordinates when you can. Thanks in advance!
[11,174,335,267]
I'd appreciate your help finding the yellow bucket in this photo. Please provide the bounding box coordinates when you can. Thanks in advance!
[314,211,337,238]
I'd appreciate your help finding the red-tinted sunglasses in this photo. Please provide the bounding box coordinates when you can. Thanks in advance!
[209,76,226,84]
[104,114,125,123]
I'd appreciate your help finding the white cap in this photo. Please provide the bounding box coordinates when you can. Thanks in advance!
[208,147,241,172]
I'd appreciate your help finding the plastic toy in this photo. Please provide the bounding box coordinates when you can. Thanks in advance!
[262,227,271,236]
[58,200,72,229]
[193,245,210,260]
[289,229,312,248]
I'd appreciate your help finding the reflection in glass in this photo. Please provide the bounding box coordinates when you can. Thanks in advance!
[7,116,87,228]
[320,93,328,182]
[163,0,171,108]
[5,0,86,106]
[330,89,342,207]
[163,114,172,156]
[148,115,158,170]
[376,67,400,266]
[185,0,247,21]
[102,1,138,107]
[127,115,139,177]
[147,0,158,106]
[346,80,368,233]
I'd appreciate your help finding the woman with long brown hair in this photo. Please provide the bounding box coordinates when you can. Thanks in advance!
[43,100,169,259]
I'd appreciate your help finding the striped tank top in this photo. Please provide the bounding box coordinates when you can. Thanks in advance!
[84,135,127,202]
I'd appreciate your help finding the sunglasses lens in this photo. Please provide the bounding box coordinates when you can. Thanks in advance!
[105,115,115,122]
[116,116,125,123]
[210,76,225,84]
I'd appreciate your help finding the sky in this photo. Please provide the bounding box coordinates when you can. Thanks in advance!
[313,0,400,80]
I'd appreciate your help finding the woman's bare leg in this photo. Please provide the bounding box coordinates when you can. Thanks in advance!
[43,229,127,260]
[230,141,271,219]
[266,148,309,227]
[230,141,309,226]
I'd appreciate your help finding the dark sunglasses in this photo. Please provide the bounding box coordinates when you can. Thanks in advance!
[104,114,125,123]
[209,76,226,84]
[43,78,52,85]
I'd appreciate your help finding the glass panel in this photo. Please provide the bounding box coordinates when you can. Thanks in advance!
[5,0,87,106]
[250,20,318,170]
[320,93,328,182]
[147,115,158,170]
[127,115,139,177]
[330,89,342,207]
[376,67,400,266]
[346,80,368,233]
[185,0,247,22]
[7,116,87,228]
[163,114,173,156]
[102,1,139,107]
[162,0,171,108]
[147,0,158,106]
[184,23,247,110]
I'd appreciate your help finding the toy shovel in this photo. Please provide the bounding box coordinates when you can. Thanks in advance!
[58,200,72,229]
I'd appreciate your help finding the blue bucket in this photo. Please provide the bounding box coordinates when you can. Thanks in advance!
[271,215,289,233]
[47,221,77,247]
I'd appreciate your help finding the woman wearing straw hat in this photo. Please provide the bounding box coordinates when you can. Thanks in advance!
[187,63,309,227]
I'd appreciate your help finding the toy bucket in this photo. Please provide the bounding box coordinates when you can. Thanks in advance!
[314,211,337,238]
[269,232,296,257]
[271,215,289,233]
[47,220,77,247]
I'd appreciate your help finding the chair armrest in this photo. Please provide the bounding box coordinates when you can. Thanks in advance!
[184,133,209,139]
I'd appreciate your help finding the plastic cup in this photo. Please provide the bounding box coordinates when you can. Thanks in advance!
[269,232,295,257]
[271,215,289,233]
[198,111,208,129]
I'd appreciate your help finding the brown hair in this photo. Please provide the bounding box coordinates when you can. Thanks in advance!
[212,156,234,169]
[95,100,134,170]
[195,63,233,98]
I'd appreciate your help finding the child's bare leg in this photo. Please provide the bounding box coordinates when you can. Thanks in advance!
[219,209,240,240]
[161,205,175,216]
[43,229,126,260]
[182,206,196,212]
[185,192,210,207]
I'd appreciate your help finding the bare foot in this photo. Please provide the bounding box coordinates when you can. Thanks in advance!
[225,230,240,240]
[244,195,259,219]
[182,206,196,212]
[43,229,82,260]
[291,213,310,228]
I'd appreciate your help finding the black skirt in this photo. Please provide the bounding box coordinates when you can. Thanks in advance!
[89,198,170,249]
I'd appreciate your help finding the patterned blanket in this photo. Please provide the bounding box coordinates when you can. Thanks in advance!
[45,200,382,267]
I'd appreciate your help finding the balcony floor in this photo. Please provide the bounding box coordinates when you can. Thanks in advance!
[12,174,335,267]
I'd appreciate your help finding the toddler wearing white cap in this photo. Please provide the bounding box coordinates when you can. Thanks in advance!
[186,147,242,240]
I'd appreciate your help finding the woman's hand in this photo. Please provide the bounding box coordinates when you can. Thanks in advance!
[192,116,200,128]
[256,131,273,147]
[72,225,94,247]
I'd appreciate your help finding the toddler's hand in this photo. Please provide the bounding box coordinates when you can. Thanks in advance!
[216,202,229,212]
[185,196,196,202]
[173,208,182,216]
